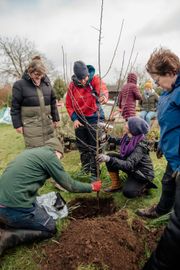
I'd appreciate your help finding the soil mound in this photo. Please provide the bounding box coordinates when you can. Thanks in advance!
[39,198,163,270]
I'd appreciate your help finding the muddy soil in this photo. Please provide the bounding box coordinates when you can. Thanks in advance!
[39,197,163,270]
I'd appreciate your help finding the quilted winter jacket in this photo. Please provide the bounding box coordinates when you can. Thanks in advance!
[107,138,154,181]
[118,73,142,120]
[11,72,60,148]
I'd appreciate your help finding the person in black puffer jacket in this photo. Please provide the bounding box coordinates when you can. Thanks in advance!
[11,56,60,148]
[97,117,157,197]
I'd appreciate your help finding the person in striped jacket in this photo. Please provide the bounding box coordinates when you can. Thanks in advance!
[118,73,142,121]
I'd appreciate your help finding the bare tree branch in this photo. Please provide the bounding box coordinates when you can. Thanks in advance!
[0,36,38,81]
[117,50,126,91]
[102,19,124,79]
[129,52,138,72]
[122,36,136,83]
[98,0,104,80]
[105,50,126,129]
[61,45,66,83]
[90,25,100,32]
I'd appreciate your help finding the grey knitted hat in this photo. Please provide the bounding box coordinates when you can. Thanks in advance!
[73,61,89,80]
[128,117,150,136]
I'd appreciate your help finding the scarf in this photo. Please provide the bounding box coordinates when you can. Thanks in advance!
[120,134,144,158]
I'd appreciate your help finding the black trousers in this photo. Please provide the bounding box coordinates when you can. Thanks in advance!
[156,163,176,215]
[106,153,149,198]
[75,123,100,178]
[143,173,180,270]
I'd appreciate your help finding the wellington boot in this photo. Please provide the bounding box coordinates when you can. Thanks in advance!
[136,204,160,219]
[104,171,122,193]
[0,228,53,256]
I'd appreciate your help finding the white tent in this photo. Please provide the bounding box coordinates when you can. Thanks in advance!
[0,107,12,124]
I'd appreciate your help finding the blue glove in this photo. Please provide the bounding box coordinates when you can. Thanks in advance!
[97,154,110,163]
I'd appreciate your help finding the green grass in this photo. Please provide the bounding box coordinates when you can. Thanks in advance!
[0,124,167,269]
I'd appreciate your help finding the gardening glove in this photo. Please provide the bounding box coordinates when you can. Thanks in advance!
[100,132,107,144]
[156,147,163,159]
[97,154,110,163]
[91,180,102,192]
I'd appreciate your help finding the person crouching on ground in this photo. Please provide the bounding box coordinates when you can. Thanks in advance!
[0,138,101,253]
[97,117,157,198]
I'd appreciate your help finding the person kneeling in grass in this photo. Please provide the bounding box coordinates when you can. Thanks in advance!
[97,117,157,198]
[0,138,101,254]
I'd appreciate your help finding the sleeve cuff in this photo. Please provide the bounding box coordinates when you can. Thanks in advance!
[71,112,78,121]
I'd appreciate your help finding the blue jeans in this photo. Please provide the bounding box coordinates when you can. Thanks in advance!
[139,111,157,125]
[0,203,56,233]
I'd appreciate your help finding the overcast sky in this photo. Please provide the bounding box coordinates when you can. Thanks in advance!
[0,0,180,83]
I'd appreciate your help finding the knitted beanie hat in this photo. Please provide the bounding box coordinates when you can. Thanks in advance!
[128,117,150,136]
[45,138,64,155]
[144,80,153,89]
[73,61,89,80]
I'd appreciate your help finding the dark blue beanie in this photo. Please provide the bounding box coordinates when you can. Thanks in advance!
[128,117,150,136]
[73,61,89,80]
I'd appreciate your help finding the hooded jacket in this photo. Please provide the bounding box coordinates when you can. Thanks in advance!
[11,71,60,148]
[118,73,142,120]
[157,73,180,172]
[66,65,109,124]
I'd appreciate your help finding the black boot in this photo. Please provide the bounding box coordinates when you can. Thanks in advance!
[136,204,160,218]
[0,228,54,256]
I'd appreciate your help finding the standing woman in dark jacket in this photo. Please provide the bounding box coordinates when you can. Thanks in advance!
[97,117,157,197]
[11,56,60,148]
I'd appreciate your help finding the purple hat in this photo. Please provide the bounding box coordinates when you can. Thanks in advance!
[128,117,150,136]
[73,61,89,80]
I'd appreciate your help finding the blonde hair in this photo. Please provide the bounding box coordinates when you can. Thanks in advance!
[27,55,46,75]
[146,48,180,76]
[144,80,153,89]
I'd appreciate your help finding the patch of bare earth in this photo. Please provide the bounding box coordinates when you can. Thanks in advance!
[38,198,163,270]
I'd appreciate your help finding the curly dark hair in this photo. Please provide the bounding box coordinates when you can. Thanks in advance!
[146,48,180,76]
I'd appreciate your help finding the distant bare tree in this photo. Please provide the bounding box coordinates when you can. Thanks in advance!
[0,36,54,83]
[0,36,39,80]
